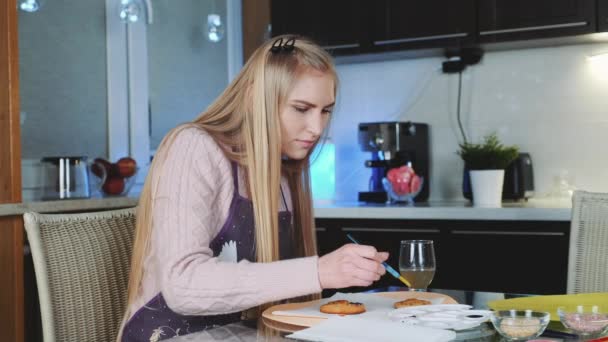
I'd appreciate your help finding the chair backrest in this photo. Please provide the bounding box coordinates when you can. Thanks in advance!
[24,208,136,342]
[567,190,608,294]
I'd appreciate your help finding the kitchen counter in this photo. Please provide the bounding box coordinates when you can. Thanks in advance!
[1,196,571,221]
[0,196,139,217]
[314,198,572,221]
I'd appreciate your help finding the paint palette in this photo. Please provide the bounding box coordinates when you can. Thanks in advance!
[388,304,493,331]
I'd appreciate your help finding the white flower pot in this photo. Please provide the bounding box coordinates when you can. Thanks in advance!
[470,169,505,208]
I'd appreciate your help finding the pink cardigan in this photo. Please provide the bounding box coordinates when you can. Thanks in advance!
[129,127,322,317]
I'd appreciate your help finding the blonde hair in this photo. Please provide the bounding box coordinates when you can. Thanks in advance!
[118,35,338,339]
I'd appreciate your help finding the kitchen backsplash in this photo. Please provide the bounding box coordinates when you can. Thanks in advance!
[327,41,608,202]
[21,41,608,203]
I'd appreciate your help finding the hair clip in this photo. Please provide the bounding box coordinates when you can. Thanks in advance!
[282,37,295,52]
[270,37,296,54]
[270,38,284,53]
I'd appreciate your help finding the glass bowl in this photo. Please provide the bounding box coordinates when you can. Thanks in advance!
[490,310,550,341]
[558,305,608,338]
[91,169,138,197]
[382,177,424,206]
[101,175,137,197]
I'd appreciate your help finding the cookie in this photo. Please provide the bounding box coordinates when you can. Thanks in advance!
[320,300,366,315]
[394,298,432,308]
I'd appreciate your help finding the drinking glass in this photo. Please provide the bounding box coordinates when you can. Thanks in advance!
[399,240,436,291]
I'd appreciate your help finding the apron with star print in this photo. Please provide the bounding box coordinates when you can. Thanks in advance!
[122,163,295,342]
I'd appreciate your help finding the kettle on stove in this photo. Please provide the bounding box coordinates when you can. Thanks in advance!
[40,156,106,200]
[462,152,535,201]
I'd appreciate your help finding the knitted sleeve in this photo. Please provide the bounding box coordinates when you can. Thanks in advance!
[150,127,322,315]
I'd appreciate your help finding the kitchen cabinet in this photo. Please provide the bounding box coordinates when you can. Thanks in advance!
[370,0,476,52]
[270,0,366,55]
[439,221,569,294]
[269,0,602,57]
[315,218,570,295]
[599,0,608,31]
[478,0,596,43]
[271,0,474,54]
[315,226,342,257]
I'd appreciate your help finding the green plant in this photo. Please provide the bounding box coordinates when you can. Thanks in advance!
[457,133,519,170]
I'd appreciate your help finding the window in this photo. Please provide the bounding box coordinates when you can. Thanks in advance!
[19,0,242,199]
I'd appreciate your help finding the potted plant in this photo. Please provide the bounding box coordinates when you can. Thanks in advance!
[457,133,519,207]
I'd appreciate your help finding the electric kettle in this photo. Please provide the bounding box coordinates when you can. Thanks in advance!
[40,156,106,200]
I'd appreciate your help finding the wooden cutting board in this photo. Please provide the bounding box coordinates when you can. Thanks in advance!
[261,291,457,333]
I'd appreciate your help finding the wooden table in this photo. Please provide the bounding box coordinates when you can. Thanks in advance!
[164,288,575,342]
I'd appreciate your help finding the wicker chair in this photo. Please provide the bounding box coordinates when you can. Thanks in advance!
[24,208,136,342]
[567,190,608,294]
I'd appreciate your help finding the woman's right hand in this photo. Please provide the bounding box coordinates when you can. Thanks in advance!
[317,244,389,289]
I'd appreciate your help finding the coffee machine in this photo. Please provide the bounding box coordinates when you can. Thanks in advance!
[358,121,430,203]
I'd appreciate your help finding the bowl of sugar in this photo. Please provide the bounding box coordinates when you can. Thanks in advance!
[490,309,550,341]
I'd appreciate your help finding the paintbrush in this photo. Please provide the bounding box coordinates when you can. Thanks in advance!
[346,234,411,288]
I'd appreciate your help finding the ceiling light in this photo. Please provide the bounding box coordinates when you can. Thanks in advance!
[18,0,44,13]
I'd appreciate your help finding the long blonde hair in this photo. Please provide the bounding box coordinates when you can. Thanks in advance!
[119,35,338,338]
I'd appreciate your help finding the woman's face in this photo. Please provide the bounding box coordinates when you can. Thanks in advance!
[280,68,335,160]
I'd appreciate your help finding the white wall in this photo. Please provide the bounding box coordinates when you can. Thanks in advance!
[330,42,608,202]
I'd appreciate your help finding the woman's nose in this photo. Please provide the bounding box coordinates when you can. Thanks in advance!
[307,111,324,136]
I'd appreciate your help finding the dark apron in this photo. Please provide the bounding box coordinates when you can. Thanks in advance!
[122,163,295,342]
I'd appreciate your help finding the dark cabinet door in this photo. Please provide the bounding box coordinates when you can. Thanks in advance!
[370,0,476,51]
[271,0,366,55]
[599,0,608,31]
[441,227,569,295]
[316,218,570,295]
[478,0,596,42]
[315,227,341,257]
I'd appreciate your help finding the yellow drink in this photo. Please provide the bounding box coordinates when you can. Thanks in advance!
[400,268,435,290]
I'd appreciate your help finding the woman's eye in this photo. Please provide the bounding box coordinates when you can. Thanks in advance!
[322,108,333,115]
[294,106,308,113]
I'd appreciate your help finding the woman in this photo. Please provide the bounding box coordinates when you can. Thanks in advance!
[119,35,388,342]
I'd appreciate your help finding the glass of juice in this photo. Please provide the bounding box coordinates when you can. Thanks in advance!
[399,240,436,291]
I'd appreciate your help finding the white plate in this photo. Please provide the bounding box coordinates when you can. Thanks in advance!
[387,305,492,331]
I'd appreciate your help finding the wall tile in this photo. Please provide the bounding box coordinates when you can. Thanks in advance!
[330,42,608,202]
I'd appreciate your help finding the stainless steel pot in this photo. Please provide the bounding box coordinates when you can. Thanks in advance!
[40,156,106,199]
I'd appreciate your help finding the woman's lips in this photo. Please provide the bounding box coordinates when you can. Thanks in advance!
[296,140,314,149]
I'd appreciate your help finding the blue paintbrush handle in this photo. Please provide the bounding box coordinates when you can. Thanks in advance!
[382,263,401,279]
[346,233,361,245]
[346,234,400,280]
